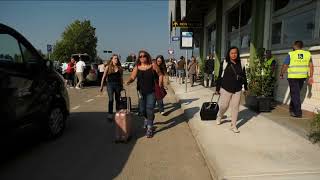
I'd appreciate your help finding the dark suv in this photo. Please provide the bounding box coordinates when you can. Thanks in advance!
[0,23,70,138]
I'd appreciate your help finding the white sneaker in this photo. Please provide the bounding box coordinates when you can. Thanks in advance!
[160,112,165,115]
[75,86,81,89]
[230,126,240,133]
[216,116,222,125]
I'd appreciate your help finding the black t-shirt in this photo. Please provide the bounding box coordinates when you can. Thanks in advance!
[205,59,214,73]
[216,60,248,93]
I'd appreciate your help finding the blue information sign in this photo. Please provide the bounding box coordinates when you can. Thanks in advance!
[47,44,52,53]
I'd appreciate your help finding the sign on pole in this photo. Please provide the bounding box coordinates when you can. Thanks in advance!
[180,31,193,49]
[172,36,180,41]
[172,21,202,28]
[47,44,52,53]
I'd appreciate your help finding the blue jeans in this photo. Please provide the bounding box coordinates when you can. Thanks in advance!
[107,82,122,114]
[156,99,164,113]
[140,92,156,127]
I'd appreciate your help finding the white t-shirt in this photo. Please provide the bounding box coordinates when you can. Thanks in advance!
[76,61,86,73]
[98,64,105,72]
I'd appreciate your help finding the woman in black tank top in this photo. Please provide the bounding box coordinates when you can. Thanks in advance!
[127,50,163,138]
[100,54,123,121]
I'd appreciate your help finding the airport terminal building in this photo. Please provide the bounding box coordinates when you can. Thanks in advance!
[169,0,320,112]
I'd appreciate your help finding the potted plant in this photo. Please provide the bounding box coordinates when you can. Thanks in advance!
[246,49,275,112]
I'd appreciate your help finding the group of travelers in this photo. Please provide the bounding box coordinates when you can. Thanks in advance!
[63,57,86,89]
[97,51,166,138]
[63,57,107,89]
[214,40,313,133]
[63,40,314,138]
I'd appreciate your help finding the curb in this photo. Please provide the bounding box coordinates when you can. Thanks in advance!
[169,84,218,180]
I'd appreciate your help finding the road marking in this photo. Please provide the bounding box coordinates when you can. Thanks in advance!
[72,105,80,110]
[85,99,94,103]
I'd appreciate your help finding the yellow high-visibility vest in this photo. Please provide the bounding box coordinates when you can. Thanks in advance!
[288,50,311,79]
[265,56,275,67]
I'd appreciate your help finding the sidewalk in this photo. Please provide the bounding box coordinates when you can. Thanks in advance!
[169,78,320,180]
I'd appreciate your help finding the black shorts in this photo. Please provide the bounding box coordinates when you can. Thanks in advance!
[66,73,74,80]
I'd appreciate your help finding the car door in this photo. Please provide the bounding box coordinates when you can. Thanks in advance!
[0,26,47,129]
[0,30,31,129]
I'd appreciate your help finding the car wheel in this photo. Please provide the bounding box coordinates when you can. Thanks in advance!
[46,105,66,138]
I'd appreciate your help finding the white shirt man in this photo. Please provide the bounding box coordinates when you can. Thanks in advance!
[76,60,86,73]
[98,63,105,73]
[75,59,86,89]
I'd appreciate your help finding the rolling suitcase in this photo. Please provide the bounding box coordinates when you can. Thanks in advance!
[114,89,132,143]
[200,94,220,120]
[119,89,131,112]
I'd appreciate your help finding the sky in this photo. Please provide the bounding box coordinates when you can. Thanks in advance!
[0,0,182,61]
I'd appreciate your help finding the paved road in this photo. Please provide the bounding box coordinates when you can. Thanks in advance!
[0,73,212,180]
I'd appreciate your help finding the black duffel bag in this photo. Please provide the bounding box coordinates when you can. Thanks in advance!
[200,94,220,120]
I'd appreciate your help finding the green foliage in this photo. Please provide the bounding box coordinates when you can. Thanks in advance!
[52,20,97,62]
[309,113,320,143]
[247,49,275,97]
[126,55,133,62]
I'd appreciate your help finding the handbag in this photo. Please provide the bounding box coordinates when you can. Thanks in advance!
[154,82,167,100]
[152,70,167,100]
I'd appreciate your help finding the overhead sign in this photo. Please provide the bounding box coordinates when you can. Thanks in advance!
[172,36,180,41]
[180,31,193,49]
[168,49,174,55]
[172,21,202,28]
[47,44,52,53]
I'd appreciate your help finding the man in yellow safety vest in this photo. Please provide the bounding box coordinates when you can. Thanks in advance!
[280,41,314,118]
[264,50,276,78]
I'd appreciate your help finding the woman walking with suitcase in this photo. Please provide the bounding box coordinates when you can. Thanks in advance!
[126,50,163,138]
[100,54,123,121]
[215,47,248,133]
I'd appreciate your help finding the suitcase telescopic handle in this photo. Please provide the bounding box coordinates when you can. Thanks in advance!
[208,93,220,109]
[210,93,220,103]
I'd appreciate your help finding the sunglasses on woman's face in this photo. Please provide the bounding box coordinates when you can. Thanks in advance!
[139,54,146,58]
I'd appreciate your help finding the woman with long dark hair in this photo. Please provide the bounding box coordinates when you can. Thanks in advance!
[100,54,123,121]
[215,47,248,133]
[155,55,167,115]
[126,50,163,138]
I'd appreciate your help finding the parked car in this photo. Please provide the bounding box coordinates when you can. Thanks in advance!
[121,62,129,70]
[0,23,70,138]
[128,62,135,72]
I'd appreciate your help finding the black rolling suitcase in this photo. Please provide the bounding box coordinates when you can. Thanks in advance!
[200,94,220,120]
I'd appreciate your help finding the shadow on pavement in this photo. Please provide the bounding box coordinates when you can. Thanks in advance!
[0,111,144,180]
[237,109,258,128]
[154,107,200,135]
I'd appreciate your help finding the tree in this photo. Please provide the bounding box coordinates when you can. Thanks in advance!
[126,55,133,62]
[52,20,97,62]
